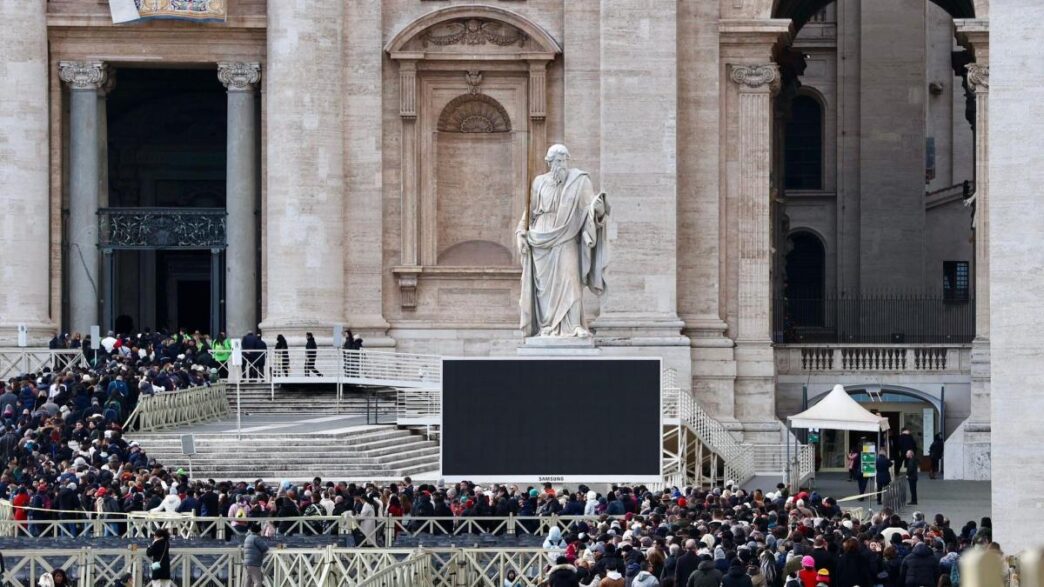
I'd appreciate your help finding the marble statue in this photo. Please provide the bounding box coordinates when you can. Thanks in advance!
[517,144,610,337]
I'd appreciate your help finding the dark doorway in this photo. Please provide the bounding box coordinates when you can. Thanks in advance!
[107,68,226,334]
[155,251,213,333]
[177,281,211,333]
[785,231,826,327]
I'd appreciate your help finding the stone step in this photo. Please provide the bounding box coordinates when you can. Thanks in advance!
[143,442,436,461]
[146,449,440,467]
[145,442,439,460]
[133,426,412,443]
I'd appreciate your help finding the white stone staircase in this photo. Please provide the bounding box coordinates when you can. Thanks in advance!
[129,426,439,482]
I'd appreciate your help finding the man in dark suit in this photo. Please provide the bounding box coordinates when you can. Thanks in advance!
[895,428,918,475]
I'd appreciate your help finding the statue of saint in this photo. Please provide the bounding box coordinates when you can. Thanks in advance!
[517,144,610,337]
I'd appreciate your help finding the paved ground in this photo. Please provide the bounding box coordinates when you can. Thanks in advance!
[160,413,371,435]
[745,472,990,524]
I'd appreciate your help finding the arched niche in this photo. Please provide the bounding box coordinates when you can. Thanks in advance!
[387,5,561,309]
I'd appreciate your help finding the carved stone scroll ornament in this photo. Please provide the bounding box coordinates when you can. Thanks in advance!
[729,64,781,92]
[422,19,527,48]
[217,62,261,92]
[966,64,989,92]
[58,61,109,90]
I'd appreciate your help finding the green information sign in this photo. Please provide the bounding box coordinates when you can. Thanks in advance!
[861,442,877,477]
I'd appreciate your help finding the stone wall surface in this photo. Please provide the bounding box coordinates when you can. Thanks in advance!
[990,0,1044,553]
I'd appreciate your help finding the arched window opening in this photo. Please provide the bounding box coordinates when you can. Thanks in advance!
[785,231,826,327]
[784,95,824,190]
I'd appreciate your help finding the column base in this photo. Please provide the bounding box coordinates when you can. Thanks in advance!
[685,315,739,425]
[345,315,396,349]
[258,319,341,346]
[517,336,601,356]
[734,339,781,440]
[0,321,57,347]
[943,419,991,480]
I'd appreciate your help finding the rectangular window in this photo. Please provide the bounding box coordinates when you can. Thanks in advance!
[943,261,970,302]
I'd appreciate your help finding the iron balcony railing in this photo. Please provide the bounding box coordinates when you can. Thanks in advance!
[773,294,975,344]
[98,207,227,249]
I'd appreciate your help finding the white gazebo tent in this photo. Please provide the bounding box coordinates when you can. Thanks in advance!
[785,384,891,489]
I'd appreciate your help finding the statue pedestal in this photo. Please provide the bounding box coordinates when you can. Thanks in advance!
[517,336,602,356]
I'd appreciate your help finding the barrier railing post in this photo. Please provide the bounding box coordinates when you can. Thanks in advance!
[217,518,226,541]
[507,515,516,536]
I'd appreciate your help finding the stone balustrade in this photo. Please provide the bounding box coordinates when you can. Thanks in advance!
[776,344,971,375]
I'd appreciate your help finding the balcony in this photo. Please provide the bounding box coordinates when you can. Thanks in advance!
[775,344,970,375]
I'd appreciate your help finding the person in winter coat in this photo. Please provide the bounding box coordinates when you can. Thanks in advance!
[749,563,767,587]
[304,333,321,376]
[723,559,755,587]
[548,556,581,587]
[674,540,702,586]
[905,450,920,505]
[600,569,626,587]
[146,528,172,586]
[798,556,820,587]
[899,543,938,587]
[632,561,661,587]
[544,526,568,564]
[242,522,270,587]
[929,434,944,479]
[834,538,872,587]
[876,452,893,504]
[687,559,724,587]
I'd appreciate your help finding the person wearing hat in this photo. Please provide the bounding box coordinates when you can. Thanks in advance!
[798,556,820,587]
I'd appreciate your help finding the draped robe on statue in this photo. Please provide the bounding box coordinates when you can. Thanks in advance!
[518,168,609,337]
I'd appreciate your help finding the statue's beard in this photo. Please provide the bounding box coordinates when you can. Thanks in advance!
[551,163,568,185]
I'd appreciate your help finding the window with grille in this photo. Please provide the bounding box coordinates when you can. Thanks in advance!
[943,261,970,302]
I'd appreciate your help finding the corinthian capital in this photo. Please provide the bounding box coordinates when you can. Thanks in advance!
[729,64,780,92]
[58,61,109,91]
[966,64,989,92]
[218,62,262,92]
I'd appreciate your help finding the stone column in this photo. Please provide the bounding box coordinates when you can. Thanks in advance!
[943,20,990,482]
[59,61,109,335]
[729,63,780,436]
[342,0,392,347]
[218,62,261,338]
[990,0,1044,552]
[592,0,690,381]
[260,0,345,343]
[210,248,222,338]
[0,0,54,344]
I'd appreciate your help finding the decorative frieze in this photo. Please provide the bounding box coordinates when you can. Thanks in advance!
[58,61,108,90]
[422,18,527,48]
[217,62,261,93]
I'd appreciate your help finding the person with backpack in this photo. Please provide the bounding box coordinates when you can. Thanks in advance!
[242,522,269,587]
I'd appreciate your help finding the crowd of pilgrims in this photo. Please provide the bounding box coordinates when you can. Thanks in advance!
[1,331,995,587]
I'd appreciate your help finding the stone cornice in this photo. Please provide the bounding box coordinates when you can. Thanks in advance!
[217,62,261,92]
[966,64,989,93]
[729,64,780,93]
[58,60,108,90]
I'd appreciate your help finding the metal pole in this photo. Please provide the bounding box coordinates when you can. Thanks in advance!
[236,378,242,440]
[785,420,791,490]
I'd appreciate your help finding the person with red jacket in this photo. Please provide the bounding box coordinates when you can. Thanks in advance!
[11,486,29,525]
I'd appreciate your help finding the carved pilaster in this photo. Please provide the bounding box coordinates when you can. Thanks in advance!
[528,62,547,120]
[217,62,261,93]
[58,61,109,91]
[399,61,417,119]
[729,63,778,344]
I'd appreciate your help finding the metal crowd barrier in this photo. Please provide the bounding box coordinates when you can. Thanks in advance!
[123,382,230,432]
[0,512,612,545]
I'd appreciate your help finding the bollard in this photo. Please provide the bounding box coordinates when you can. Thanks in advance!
[960,547,1005,587]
